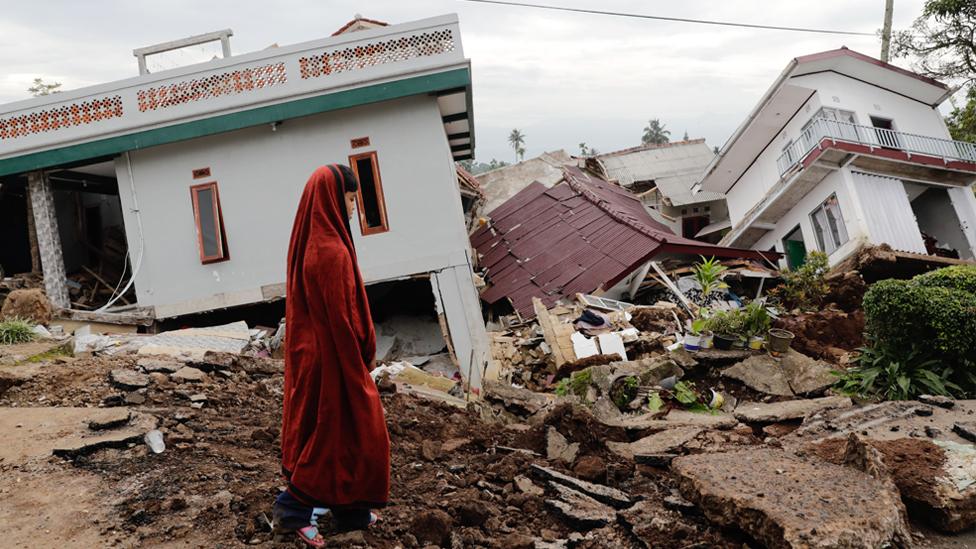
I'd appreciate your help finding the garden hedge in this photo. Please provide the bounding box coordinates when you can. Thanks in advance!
[863,265,976,363]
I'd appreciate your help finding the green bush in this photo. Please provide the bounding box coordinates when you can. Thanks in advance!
[913,265,976,295]
[864,275,976,363]
[768,251,830,310]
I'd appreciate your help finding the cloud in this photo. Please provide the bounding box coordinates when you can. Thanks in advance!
[0,0,928,160]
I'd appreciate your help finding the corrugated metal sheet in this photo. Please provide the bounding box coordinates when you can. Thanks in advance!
[851,171,927,254]
[471,166,773,318]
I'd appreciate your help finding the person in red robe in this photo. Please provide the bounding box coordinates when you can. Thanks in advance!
[274,164,390,547]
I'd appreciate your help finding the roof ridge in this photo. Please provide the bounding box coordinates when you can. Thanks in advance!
[598,138,707,158]
[562,167,669,243]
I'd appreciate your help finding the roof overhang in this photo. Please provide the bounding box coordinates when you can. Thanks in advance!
[699,83,815,194]
[698,47,952,196]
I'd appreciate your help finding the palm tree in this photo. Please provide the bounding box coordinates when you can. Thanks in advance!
[508,129,526,162]
[641,119,670,145]
[579,142,588,156]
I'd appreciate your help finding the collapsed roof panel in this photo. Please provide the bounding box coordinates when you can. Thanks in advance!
[471,166,774,318]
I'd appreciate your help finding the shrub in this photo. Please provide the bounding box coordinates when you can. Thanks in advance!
[769,251,830,310]
[0,318,36,345]
[704,309,746,337]
[913,265,976,295]
[834,339,961,400]
[863,275,976,363]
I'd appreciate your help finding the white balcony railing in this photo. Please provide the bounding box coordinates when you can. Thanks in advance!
[0,15,465,160]
[776,117,976,175]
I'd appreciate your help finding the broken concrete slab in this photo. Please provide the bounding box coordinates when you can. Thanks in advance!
[514,475,544,497]
[592,397,737,431]
[608,427,702,462]
[546,427,580,463]
[954,422,976,443]
[920,394,955,409]
[673,448,911,548]
[545,482,616,531]
[618,500,697,547]
[109,368,151,390]
[137,356,182,373]
[721,349,835,397]
[170,366,207,383]
[136,321,251,360]
[531,464,632,509]
[484,380,561,416]
[810,435,976,534]
[0,407,157,463]
[786,400,976,447]
[734,396,853,424]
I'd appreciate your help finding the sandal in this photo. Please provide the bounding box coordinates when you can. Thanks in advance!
[293,525,326,548]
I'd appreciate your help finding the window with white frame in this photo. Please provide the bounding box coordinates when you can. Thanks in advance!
[810,194,849,255]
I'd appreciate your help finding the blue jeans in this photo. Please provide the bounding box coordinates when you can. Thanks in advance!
[273,491,372,532]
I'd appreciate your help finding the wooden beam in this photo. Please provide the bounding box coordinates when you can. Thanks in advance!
[533,297,568,367]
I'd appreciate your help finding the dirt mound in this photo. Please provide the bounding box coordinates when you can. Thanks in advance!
[1,288,53,324]
[774,308,864,363]
[629,306,685,333]
[824,270,868,312]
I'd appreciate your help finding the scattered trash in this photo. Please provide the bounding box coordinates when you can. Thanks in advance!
[144,429,166,454]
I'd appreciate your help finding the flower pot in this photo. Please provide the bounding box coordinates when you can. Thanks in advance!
[748,336,764,350]
[713,333,735,350]
[683,334,701,352]
[700,332,714,349]
[767,328,795,357]
[732,337,746,349]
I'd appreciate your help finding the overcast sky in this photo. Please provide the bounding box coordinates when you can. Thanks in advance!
[0,0,929,162]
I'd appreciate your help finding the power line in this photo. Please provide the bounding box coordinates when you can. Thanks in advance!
[460,0,876,37]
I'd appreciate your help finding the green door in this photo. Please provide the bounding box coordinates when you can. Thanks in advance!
[784,239,807,270]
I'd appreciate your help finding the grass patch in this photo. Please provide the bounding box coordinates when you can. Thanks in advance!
[26,345,72,363]
[0,318,36,345]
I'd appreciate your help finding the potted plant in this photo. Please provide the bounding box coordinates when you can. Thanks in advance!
[706,310,739,350]
[690,314,713,350]
[692,256,729,306]
[743,301,771,350]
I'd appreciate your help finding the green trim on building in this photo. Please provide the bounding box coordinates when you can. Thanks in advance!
[0,68,471,177]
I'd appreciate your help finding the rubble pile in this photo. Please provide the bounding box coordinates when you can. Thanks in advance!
[4,265,976,547]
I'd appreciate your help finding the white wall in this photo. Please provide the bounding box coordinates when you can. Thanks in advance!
[726,71,952,228]
[115,94,489,383]
[724,93,823,225]
[754,169,868,267]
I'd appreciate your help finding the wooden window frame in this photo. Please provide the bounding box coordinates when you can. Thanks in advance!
[348,151,390,235]
[189,181,230,264]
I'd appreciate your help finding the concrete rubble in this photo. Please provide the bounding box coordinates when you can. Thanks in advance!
[3,280,976,548]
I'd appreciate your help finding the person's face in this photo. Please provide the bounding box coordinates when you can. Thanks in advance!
[345,191,357,220]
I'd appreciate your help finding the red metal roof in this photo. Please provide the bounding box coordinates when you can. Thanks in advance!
[471,167,775,318]
[456,164,486,198]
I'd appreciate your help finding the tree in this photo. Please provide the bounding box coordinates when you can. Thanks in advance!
[682,131,689,141]
[460,158,510,175]
[508,129,526,162]
[892,1,976,143]
[948,87,976,142]
[641,119,670,145]
[28,77,62,97]
[892,0,976,86]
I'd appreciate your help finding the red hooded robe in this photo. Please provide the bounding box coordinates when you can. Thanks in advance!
[280,165,390,509]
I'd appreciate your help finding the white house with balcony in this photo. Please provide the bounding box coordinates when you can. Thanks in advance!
[0,15,491,387]
[697,47,976,269]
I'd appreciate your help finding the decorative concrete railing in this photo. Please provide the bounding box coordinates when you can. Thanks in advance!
[777,116,976,175]
[0,15,464,160]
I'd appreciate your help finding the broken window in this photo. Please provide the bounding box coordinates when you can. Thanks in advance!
[810,194,848,255]
[190,182,229,263]
[349,151,389,235]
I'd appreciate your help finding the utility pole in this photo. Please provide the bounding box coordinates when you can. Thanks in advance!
[880,0,894,63]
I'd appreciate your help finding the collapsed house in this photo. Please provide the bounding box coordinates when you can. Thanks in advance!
[0,15,492,386]
[588,139,729,243]
[475,149,576,212]
[471,166,774,319]
[698,47,976,268]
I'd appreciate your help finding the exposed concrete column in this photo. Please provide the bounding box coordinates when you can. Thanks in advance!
[27,171,70,308]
